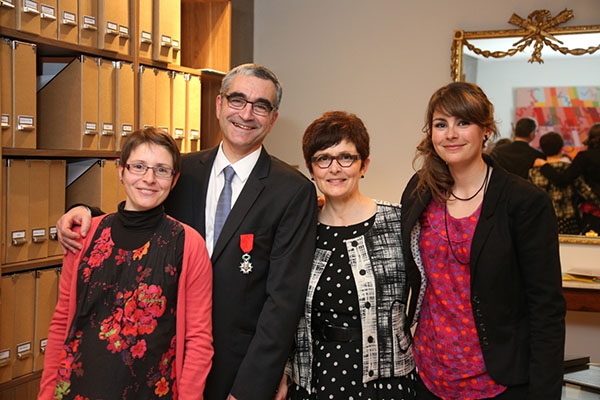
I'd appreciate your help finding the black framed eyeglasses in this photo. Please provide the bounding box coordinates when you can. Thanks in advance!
[311,153,361,169]
[222,94,275,116]
[125,163,175,178]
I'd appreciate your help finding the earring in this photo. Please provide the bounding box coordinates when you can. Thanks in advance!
[361,175,365,179]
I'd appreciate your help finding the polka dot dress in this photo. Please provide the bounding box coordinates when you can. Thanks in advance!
[290,216,418,400]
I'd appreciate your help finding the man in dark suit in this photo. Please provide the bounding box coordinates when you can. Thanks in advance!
[490,117,546,179]
[56,64,318,400]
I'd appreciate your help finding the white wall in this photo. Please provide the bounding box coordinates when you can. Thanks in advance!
[253,0,600,361]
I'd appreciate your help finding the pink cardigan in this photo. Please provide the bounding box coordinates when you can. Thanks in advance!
[39,215,213,399]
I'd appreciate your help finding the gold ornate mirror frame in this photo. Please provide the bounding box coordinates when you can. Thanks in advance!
[451,9,600,245]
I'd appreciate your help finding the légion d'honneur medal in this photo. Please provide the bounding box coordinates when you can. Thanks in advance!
[239,233,254,274]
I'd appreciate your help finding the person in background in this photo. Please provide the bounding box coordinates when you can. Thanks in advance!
[55,63,318,400]
[277,111,417,400]
[484,137,511,154]
[529,131,600,235]
[535,123,600,235]
[490,116,545,179]
[39,128,213,399]
[401,82,565,399]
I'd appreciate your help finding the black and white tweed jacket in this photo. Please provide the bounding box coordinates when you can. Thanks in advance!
[290,201,415,392]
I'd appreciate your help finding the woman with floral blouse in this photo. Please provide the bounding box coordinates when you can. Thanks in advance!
[39,128,213,399]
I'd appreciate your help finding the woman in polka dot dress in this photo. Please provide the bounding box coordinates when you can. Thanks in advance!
[400,82,565,399]
[278,111,418,400]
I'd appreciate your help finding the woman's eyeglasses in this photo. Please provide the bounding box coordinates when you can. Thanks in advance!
[311,153,361,169]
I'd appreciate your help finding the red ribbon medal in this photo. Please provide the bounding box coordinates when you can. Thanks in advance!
[239,234,254,274]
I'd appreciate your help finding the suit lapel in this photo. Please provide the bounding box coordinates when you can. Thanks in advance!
[211,148,270,263]
[469,162,508,280]
[194,148,218,237]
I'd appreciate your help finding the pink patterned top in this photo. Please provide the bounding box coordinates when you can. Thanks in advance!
[413,199,506,399]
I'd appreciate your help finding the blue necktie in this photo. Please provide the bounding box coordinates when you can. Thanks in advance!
[214,165,235,247]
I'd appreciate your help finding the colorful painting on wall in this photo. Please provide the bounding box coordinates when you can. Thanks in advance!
[515,86,600,159]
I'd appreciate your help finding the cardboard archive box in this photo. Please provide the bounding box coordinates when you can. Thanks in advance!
[0,38,12,149]
[171,71,186,150]
[2,159,65,264]
[115,61,135,150]
[152,0,180,63]
[155,68,171,133]
[39,0,59,40]
[98,58,116,151]
[66,159,123,214]
[0,39,37,149]
[98,0,130,55]
[2,159,29,264]
[0,274,15,384]
[27,160,50,261]
[0,0,17,30]
[38,55,100,150]
[138,65,156,129]
[47,160,67,257]
[0,272,36,380]
[78,0,98,48]
[33,268,60,371]
[186,74,201,153]
[17,0,41,35]
[57,0,78,44]
[138,0,153,60]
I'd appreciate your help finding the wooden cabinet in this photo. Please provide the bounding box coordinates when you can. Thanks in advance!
[0,0,234,396]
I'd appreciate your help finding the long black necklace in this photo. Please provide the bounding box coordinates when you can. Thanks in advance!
[450,164,490,202]
[444,164,490,264]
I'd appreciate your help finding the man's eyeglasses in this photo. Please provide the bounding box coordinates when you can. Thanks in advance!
[125,163,175,178]
[222,94,275,117]
[311,153,361,169]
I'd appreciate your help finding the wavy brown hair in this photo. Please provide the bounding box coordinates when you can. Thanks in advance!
[413,82,498,202]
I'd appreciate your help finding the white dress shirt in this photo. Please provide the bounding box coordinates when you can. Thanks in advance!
[205,143,261,256]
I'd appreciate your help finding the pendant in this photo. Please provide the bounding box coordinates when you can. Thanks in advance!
[239,253,253,274]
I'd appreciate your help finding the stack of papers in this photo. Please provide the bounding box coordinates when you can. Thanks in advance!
[563,266,600,283]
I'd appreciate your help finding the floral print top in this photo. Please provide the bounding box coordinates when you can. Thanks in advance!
[413,199,506,400]
[53,209,184,399]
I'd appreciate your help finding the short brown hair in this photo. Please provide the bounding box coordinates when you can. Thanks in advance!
[302,111,370,173]
[120,127,181,174]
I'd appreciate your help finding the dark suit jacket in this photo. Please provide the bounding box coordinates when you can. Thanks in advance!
[401,157,566,399]
[491,140,545,179]
[164,146,317,400]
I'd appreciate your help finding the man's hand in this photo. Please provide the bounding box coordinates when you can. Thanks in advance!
[533,158,547,167]
[273,374,291,400]
[57,206,92,254]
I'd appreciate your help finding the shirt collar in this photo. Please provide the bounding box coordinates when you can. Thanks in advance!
[214,142,262,183]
